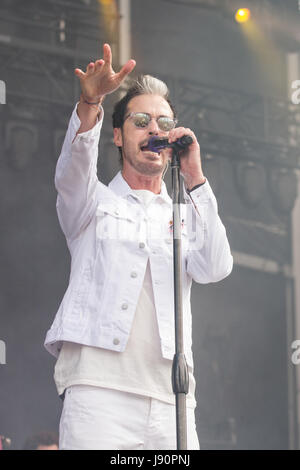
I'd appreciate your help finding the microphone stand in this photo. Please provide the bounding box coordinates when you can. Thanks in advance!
[170,141,189,450]
[149,134,193,450]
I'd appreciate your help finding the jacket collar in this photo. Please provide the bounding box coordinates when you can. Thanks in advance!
[108,171,172,206]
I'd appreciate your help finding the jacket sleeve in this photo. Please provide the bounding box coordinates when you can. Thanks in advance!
[54,103,104,241]
[183,179,233,284]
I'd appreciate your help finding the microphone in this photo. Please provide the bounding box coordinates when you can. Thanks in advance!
[147,135,193,153]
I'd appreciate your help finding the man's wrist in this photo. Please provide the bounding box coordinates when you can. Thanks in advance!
[80,93,105,105]
[76,94,104,133]
[186,177,206,193]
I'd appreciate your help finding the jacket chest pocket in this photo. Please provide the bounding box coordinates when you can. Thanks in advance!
[162,215,204,261]
[159,217,189,259]
[96,202,138,241]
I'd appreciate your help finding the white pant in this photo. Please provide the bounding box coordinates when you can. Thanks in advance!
[59,385,200,450]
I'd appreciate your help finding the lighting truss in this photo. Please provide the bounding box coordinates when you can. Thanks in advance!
[164,75,300,170]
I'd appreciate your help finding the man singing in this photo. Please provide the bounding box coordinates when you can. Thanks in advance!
[44,43,233,450]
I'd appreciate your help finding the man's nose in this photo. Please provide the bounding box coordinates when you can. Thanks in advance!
[147,118,160,135]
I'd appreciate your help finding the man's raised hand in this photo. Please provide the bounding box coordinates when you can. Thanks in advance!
[75,43,136,102]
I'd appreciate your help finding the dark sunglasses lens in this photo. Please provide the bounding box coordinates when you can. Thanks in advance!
[133,113,150,127]
[157,117,175,131]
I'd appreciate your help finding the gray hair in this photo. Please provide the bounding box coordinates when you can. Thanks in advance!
[130,74,170,98]
[112,74,176,129]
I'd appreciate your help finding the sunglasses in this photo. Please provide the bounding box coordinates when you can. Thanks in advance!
[124,112,177,132]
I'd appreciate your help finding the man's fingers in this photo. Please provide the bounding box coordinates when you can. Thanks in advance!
[74,68,85,79]
[103,43,112,65]
[116,59,136,82]
[86,62,95,72]
[95,59,104,71]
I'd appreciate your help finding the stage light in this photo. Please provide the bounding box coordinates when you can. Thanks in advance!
[235,8,251,23]
[98,0,114,5]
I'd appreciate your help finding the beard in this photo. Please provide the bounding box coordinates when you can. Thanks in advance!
[122,142,169,177]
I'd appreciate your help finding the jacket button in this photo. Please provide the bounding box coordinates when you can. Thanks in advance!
[113,338,120,345]
[139,242,145,249]
[121,303,128,310]
[114,210,119,216]
[131,272,137,278]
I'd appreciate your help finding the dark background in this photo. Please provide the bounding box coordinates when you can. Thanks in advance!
[0,0,299,449]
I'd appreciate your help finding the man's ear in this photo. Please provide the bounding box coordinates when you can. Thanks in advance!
[113,127,123,147]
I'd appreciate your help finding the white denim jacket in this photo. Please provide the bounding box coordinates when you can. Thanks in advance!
[44,104,233,368]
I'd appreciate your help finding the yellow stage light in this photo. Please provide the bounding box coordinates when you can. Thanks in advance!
[235,8,251,23]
